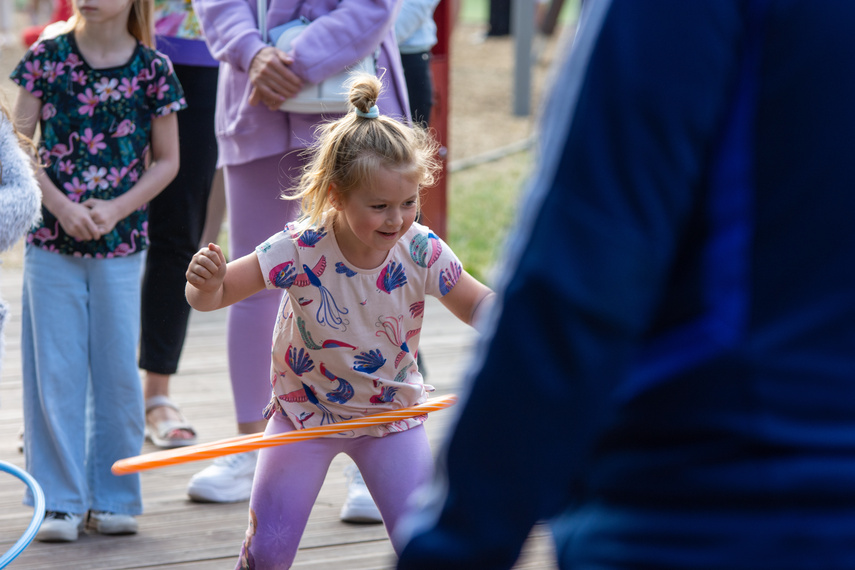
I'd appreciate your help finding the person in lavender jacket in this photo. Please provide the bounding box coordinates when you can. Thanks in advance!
[189,0,411,505]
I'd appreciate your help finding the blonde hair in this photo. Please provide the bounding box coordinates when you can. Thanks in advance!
[289,73,441,231]
[61,0,154,47]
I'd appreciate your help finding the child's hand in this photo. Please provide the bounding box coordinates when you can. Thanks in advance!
[186,243,227,293]
[82,198,122,235]
[56,200,102,241]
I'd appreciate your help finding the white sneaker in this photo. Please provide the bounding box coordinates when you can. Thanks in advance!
[36,511,84,542]
[339,464,382,524]
[86,511,138,535]
[187,450,258,503]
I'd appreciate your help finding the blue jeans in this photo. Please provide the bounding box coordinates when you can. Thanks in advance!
[21,245,144,515]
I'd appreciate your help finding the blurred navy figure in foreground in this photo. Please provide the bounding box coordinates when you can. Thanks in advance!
[397,1,855,568]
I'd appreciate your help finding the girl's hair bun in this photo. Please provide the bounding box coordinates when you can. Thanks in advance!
[347,73,383,116]
[288,70,441,232]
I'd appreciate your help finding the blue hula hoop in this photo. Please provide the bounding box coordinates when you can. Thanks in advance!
[0,461,45,568]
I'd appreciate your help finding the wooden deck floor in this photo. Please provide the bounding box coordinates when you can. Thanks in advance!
[0,262,557,569]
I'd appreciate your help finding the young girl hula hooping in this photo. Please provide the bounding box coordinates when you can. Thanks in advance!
[11,0,185,542]
[186,74,495,569]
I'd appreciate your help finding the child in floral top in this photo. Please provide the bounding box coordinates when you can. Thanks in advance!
[185,74,495,569]
[10,0,185,543]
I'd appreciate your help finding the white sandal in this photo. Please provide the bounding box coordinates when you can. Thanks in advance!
[144,395,198,449]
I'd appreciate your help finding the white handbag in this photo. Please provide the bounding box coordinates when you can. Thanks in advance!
[258,0,378,114]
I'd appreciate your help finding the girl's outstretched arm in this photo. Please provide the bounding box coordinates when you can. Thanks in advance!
[439,271,496,332]
[185,244,266,312]
[84,112,180,234]
[13,87,102,241]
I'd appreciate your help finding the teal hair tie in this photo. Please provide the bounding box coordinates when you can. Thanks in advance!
[355,105,380,119]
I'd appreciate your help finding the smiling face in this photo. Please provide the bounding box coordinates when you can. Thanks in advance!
[331,165,420,270]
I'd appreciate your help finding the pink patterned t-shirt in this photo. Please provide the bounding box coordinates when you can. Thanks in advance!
[256,221,462,437]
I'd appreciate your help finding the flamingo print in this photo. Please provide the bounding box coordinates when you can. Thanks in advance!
[48,132,79,173]
[28,221,60,244]
[294,256,349,331]
[375,315,420,367]
[137,58,163,82]
[108,229,139,257]
[319,363,354,404]
[111,119,136,138]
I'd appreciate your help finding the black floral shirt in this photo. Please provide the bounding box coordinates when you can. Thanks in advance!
[10,32,186,257]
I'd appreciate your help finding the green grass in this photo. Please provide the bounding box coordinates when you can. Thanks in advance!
[446,151,532,284]
[459,0,490,23]
[458,0,581,26]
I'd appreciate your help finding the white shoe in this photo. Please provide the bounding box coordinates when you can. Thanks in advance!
[339,464,382,524]
[187,450,258,503]
[36,511,84,542]
[86,511,138,535]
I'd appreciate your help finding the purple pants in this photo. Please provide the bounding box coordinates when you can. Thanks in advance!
[236,413,434,569]
[224,153,302,423]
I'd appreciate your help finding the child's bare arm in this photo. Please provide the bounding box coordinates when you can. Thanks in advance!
[185,244,266,311]
[13,87,102,241]
[439,271,496,331]
[84,112,180,234]
[12,87,39,141]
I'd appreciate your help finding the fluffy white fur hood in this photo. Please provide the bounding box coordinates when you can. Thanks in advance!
[1,111,41,375]
[0,112,41,252]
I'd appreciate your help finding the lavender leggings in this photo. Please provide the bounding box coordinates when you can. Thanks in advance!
[224,153,302,423]
[236,413,434,569]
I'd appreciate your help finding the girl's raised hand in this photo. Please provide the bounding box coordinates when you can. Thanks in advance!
[186,243,228,293]
[186,249,264,312]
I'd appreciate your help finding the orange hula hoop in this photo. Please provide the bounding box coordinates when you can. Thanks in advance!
[112,394,458,475]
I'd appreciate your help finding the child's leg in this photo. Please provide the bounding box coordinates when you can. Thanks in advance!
[347,425,434,553]
[238,412,345,569]
[87,254,145,515]
[223,154,302,427]
[20,246,90,514]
